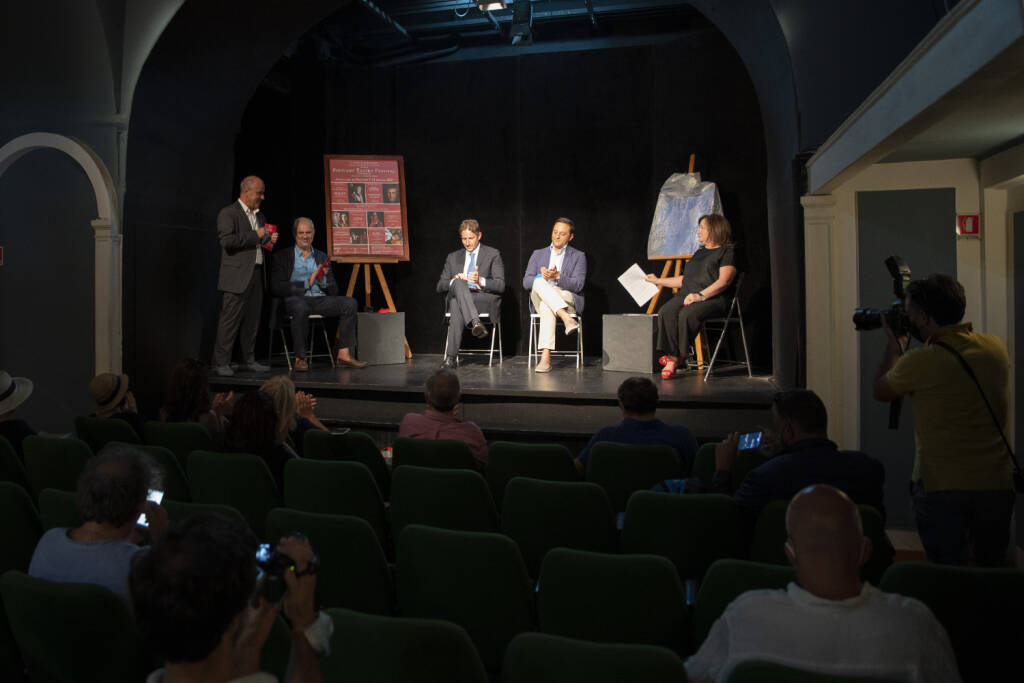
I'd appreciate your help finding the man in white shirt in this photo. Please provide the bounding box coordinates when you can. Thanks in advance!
[436,219,505,369]
[522,218,586,373]
[685,484,960,683]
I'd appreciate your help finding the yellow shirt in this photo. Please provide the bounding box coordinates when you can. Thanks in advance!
[885,323,1012,492]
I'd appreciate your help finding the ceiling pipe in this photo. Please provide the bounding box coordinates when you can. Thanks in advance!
[356,0,415,42]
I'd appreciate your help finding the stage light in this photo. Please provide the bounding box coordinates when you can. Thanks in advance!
[510,0,532,45]
[477,1,507,10]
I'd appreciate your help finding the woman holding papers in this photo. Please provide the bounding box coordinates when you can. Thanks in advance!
[646,214,737,379]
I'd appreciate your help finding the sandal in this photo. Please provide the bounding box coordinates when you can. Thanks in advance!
[658,355,672,367]
[660,365,678,380]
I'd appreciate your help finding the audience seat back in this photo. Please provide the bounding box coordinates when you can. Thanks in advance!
[162,499,245,525]
[143,420,216,470]
[23,436,92,500]
[323,607,488,682]
[0,571,144,682]
[303,429,391,500]
[390,465,498,543]
[0,436,30,492]
[0,481,41,575]
[486,441,578,507]
[283,459,389,550]
[692,442,716,487]
[537,548,687,653]
[501,477,616,579]
[187,450,280,538]
[502,632,689,683]
[692,559,795,648]
[392,436,477,471]
[73,416,140,453]
[397,524,533,673]
[266,509,393,615]
[879,561,1024,683]
[621,491,743,585]
[112,442,191,503]
[586,442,681,512]
[38,488,83,530]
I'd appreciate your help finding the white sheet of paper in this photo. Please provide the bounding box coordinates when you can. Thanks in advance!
[618,263,660,307]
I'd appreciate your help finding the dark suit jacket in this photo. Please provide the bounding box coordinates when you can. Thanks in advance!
[522,244,586,313]
[216,200,265,293]
[270,247,340,299]
[713,438,887,522]
[436,244,505,319]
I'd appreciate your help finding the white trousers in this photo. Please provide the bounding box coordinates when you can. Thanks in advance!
[531,277,576,350]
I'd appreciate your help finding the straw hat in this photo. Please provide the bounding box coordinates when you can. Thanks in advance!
[89,372,131,418]
[0,371,33,415]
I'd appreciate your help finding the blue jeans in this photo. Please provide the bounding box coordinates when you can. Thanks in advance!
[911,481,1015,566]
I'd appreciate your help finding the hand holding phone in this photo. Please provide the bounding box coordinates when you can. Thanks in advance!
[137,489,164,528]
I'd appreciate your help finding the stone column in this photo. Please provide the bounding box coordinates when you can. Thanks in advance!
[92,218,123,373]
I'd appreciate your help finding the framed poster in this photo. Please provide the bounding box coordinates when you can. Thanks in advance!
[324,155,410,262]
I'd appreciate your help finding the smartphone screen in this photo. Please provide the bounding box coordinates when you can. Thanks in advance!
[255,543,272,564]
[738,431,763,451]
[136,489,164,528]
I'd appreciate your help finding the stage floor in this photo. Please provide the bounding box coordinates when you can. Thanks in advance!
[210,354,780,442]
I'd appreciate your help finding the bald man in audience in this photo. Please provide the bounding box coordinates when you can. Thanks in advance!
[685,485,960,683]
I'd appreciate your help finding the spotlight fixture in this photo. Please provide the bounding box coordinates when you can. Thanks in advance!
[477,1,507,10]
[510,0,532,45]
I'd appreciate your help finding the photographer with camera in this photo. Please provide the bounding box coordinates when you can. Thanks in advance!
[131,513,330,683]
[873,273,1015,566]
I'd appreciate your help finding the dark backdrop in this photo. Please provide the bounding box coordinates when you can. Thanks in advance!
[234,29,770,362]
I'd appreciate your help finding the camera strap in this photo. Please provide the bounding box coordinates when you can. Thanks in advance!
[932,341,1021,484]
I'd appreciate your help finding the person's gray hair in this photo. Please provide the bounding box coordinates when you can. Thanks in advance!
[76,443,162,526]
[239,176,262,193]
[292,217,314,237]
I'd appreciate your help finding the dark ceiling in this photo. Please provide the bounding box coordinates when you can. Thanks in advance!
[296,0,711,65]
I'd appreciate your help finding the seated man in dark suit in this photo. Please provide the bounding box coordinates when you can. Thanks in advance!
[712,389,886,523]
[576,377,697,475]
[271,217,366,371]
[436,219,505,369]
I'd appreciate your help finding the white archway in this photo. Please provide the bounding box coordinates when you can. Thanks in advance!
[0,132,122,373]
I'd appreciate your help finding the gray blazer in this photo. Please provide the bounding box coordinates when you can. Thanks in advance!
[216,200,265,293]
[436,244,506,318]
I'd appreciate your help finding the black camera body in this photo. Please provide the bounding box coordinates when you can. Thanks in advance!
[852,256,912,335]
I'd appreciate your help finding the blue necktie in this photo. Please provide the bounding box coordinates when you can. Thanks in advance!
[466,251,478,289]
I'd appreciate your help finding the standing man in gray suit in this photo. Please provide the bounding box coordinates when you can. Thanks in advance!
[213,175,278,376]
[436,219,505,369]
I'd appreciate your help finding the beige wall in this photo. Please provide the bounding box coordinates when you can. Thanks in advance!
[802,156,1019,449]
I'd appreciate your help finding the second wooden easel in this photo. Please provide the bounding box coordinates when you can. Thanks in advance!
[344,260,412,358]
[644,153,706,368]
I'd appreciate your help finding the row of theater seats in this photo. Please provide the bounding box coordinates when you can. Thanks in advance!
[1,477,1021,683]
[4,427,888,585]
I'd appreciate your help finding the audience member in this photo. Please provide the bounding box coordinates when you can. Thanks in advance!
[0,369,36,459]
[399,369,487,468]
[874,273,1014,566]
[28,443,167,601]
[260,375,327,457]
[89,372,146,439]
[160,358,232,443]
[226,390,296,490]
[685,485,960,683]
[712,389,885,523]
[131,513,328,683]
[576,376,697,474]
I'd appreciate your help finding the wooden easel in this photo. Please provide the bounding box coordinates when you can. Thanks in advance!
[644,153,705,368]
[344,260,413,358]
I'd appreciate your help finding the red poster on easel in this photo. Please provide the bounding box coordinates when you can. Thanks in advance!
[324,155,410,262]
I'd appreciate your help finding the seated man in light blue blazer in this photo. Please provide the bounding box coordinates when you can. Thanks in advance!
[522,217,586,373]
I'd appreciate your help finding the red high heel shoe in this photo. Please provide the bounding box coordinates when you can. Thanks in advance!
[660,365,678,379]
[658,355,672,367]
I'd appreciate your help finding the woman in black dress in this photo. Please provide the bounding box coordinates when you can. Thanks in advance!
[646,214,738,379]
